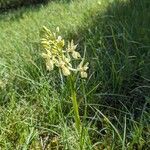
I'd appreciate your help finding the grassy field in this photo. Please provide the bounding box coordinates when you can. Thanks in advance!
[0,0,150,149]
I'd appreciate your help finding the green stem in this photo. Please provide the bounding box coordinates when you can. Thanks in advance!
[69,76,81,132]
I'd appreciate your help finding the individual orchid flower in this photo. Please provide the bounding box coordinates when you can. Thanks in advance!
[46,59,54,71]
[72,51,81,60]
[41,49,52,59]
[62,66,71,76]
[77,59,89,78]
[42,50,55,71]
[58,60,71,76]
[66,40,81,59]
[56,36,65,48]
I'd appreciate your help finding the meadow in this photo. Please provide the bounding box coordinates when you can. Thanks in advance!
[0,0,150,149]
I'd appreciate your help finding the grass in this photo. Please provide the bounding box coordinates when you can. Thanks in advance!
[0,0,150,149]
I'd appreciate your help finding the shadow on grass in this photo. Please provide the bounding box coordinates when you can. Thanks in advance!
[0,1,49,21]
[70,0,150,114]
[0,0,73,20]
[0,0,50,12]
[0,0,74,12]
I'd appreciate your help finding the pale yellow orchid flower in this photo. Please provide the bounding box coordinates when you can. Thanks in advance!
[61,66,71,76]
[58,60,71,76]
[46,59,54,71]
[77,59,89,78]
[66,40,81,59]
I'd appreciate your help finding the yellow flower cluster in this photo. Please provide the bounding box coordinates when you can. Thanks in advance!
[41,26,89,78]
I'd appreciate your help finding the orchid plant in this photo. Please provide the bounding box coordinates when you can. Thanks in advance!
[41,26,89,132]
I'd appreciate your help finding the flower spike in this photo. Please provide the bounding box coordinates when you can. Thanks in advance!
[41,26,89,78]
